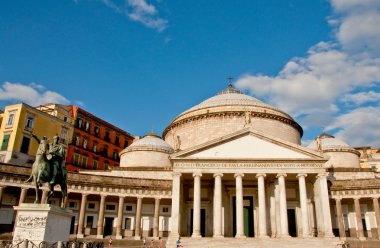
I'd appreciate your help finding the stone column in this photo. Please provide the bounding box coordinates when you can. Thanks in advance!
[335,198,346,238]
[77,193,88,238]
[256,173,268,238]
[97,194,107,238]
[116,196,125,239]
[134,197,143,240]
[354,198,365,239]
[169,173,182,240]
[19,188,28,205]
[274,180,281,237]
[269,183,277,237]
[315,173,334,237]
[372,197,380,240]
[276,173,289,237]
[213,173,223,238]
[41,190,48,204]
[297,174,310,237]
[192,172,202,238]
[0,186,4,208]
[235,173,245,238]
[153,198,160,239]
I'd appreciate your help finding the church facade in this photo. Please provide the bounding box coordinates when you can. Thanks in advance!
[0,84,379,247]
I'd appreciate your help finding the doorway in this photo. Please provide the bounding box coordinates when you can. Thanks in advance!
[103,217,114,236]
[190,209,206,237]
[233,196,254,237]
[70,216,75,234]
[287,209,297,237]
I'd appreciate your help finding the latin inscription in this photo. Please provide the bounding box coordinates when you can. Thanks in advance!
[13,215,47,242]
[174,162,322,168]
[17,215,47,228]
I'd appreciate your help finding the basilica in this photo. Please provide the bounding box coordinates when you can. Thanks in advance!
[0,84,379,247]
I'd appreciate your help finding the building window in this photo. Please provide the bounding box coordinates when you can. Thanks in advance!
[106,204,116,211]
[94,126,100,137]
[73,153,80,165]
[81,156,88,167]
[63,116,68,122]
[124,140,129,148]
[125,205,133,212]
[88,203,95,209]
[85,122,90,132]
[93,142,98,153]
[104,161,110,170]
[20,136,31,154]
[86,216,94,228]
[75,136,80,146]
[93,160,98,170]
[162,207,169,213]
[68,201,77,209]
[83,138,88,149]
[113,150,119,160]
[6,111,16,127]
[1,133,11,151]
[124,217,132,229]
[25,114,35,131]
[103,147,108,157]
[60,127,68,144]
[115,136,119,146]
[77,118,83,129]
[104,131,110,142]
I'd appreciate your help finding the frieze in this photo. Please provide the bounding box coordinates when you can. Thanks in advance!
[174,162,322,168]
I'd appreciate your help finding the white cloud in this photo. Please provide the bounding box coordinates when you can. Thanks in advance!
[98,0,167,32]
[325,106,380,147]
[0,82,70,106]
[342,91,380,106]
[235,0,380,147]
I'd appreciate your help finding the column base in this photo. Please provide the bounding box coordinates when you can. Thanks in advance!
[279,234,291,238]
[191,233,202,238]
[77,234,84,238]
[134,236,141,240]
[115,235,123,240]
[235,234,246,239]
[212,235,224,238]
[96,235,103,239]
[323,232,336,238]
[258,235,270,239]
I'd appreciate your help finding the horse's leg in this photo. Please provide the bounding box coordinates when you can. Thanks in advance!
[46,184,54,204]
[34,176,39,203]
[61,182,68,208]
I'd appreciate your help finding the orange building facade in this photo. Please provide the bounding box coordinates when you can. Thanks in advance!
[65,106,134,171]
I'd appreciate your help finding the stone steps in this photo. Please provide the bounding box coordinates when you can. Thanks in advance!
[168,237,340,248]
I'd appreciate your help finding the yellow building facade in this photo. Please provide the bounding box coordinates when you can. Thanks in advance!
[0,103,74,166]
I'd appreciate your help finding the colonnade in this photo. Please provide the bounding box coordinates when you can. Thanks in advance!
[334,197,380,240]
[170,172,334,239]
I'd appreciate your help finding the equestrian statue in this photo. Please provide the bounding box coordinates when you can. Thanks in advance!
[25,133,68,208]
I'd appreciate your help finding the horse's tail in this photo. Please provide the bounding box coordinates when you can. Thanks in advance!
[25,174,33,183]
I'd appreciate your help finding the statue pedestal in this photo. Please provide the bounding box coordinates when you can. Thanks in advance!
[13,203,73,245]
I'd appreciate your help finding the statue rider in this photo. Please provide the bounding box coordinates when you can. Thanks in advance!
[48,135,66,185]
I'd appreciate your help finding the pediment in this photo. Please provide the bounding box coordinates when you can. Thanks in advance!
[171,128,325,160]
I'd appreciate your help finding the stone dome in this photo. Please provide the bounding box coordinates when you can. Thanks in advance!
[163,83,303,150]
[119,132,174,169]
[307,133,360,168]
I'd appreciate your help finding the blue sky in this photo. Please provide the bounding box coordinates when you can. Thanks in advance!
[0,0,379,147]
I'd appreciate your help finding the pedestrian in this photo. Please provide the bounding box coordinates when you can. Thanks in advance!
[108,236,112,248]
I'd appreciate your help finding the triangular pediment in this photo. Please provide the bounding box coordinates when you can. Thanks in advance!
[171,128,326,160]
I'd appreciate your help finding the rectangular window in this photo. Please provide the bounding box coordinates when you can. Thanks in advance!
[162,207,169,213]
[124,217,132,229]
[115,136,119,146]
[83,138,88,149]
[86,216,94,228]
[63,116,68,122]
[85,122,90,132]
[105,204,116,211]
[113,150,118,160]
[73,153,80,165]
[75,136,80,146]
[125,205,133,212]
[81,156,88,167]
[93,160,98,170]
[20,136,31,154]
[94,126,100,136]
[25,114,34,131]
[103,147,108,157]
[88,203,95,209]
[104,161,110,170]
[1,134,11,151]
[93,142,98,153]
[60,127,68,144]
[124,140,129,148]
[68,201,77,209]
[105,131,110,142]
[6,111,16,127]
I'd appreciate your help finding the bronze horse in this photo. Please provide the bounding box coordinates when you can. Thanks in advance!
[25,135,68,208]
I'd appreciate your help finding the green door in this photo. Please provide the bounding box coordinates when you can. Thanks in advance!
[244,207,250,236]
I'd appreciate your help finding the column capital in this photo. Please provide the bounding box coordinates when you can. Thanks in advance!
[234,173,244,178]
[353,196,361,201]
[100,193,108,198]
[255,173,266,178]
[213,173,223,178]
[193,172,202,178]
[173,172,182,177]
[136,196,143,200]
[276,173,287,178]
[372,196,380,200]
[296,173,307,178]
[334,197,342,201]
[154,197,161,201]
[316,173,328,179]
[118,195,125,199]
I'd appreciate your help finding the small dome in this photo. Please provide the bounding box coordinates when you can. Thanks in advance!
[308,133,360,168]
[119,132,174,169]
[126,132,174,153]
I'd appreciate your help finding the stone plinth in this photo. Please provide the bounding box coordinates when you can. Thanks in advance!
[13,203,73,244]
